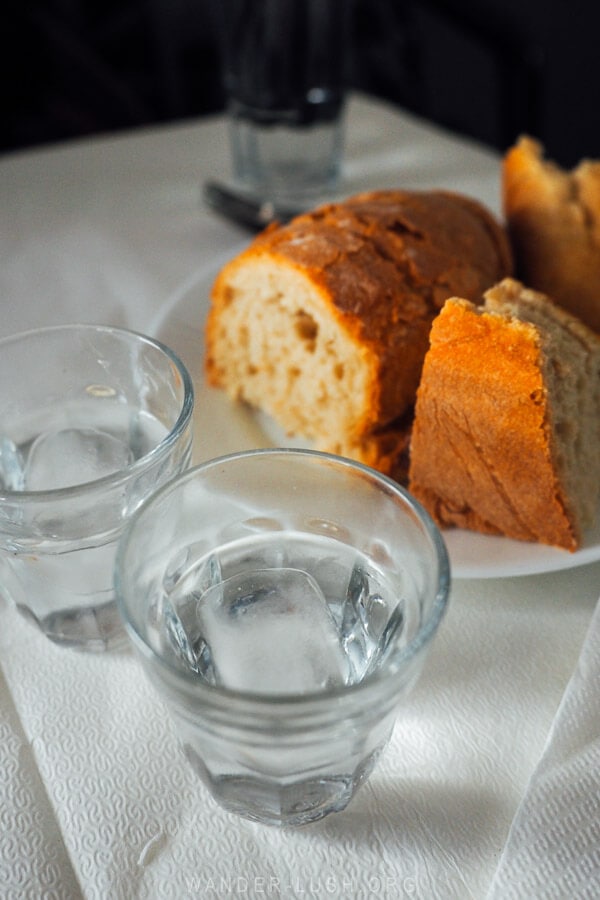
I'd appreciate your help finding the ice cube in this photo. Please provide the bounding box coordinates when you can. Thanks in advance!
[0,436,25,491]
[162,552,222,680]
[197,567,349,695]
[162,592,215,679]
[340,562,405,682]
[339,563,372,679]
[25,427,134,490]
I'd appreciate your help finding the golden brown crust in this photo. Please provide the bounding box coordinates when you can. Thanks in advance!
[503,136,600,333]
[408,281,600,551]
[206,189,513,442]
[319,410,414,486]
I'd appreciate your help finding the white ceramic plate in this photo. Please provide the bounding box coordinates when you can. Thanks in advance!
[151,259,600,580]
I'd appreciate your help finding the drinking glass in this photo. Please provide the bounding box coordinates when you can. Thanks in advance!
[218,0,349,203]
[116,448,450,825]
[0,324,194,651]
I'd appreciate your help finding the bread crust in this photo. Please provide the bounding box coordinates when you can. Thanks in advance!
[206,189,512,465]
[503,136,600,333]
[408,279,600,550]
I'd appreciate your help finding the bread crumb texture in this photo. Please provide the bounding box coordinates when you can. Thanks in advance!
[205,189,511,478]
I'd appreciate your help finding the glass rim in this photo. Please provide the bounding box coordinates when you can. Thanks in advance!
[116,447,451,709]
[0,323,194,501]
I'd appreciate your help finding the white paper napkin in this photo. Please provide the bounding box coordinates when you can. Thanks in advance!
[1,568,598,900]
[0,605,82,898]
[487,595,600,899]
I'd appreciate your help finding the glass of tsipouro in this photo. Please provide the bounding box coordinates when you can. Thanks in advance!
[0,324,193,651]
[115,448,450,826]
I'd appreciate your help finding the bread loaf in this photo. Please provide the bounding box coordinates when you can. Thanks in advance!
[205,189,512,477]
[408,278,600,550]
[503,136,600,333]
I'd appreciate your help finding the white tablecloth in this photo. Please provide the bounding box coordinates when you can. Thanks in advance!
[1,94,599,899]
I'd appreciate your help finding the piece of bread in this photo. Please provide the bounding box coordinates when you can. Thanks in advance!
[408,278,600,550]
[205,189,512,477]
[503,136,600,333]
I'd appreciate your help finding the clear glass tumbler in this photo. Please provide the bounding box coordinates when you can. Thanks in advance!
[218,0,349,202]
[0,324,194,651]
[116,448,450,826]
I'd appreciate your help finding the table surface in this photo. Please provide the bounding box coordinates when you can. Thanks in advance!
[1,94,599,900]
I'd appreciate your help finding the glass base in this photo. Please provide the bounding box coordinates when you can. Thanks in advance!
[16,600,127,652]
[230,114,344,204]
[183,742,384,827]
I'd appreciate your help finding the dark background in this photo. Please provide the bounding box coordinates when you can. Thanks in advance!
[3,0,599,167]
